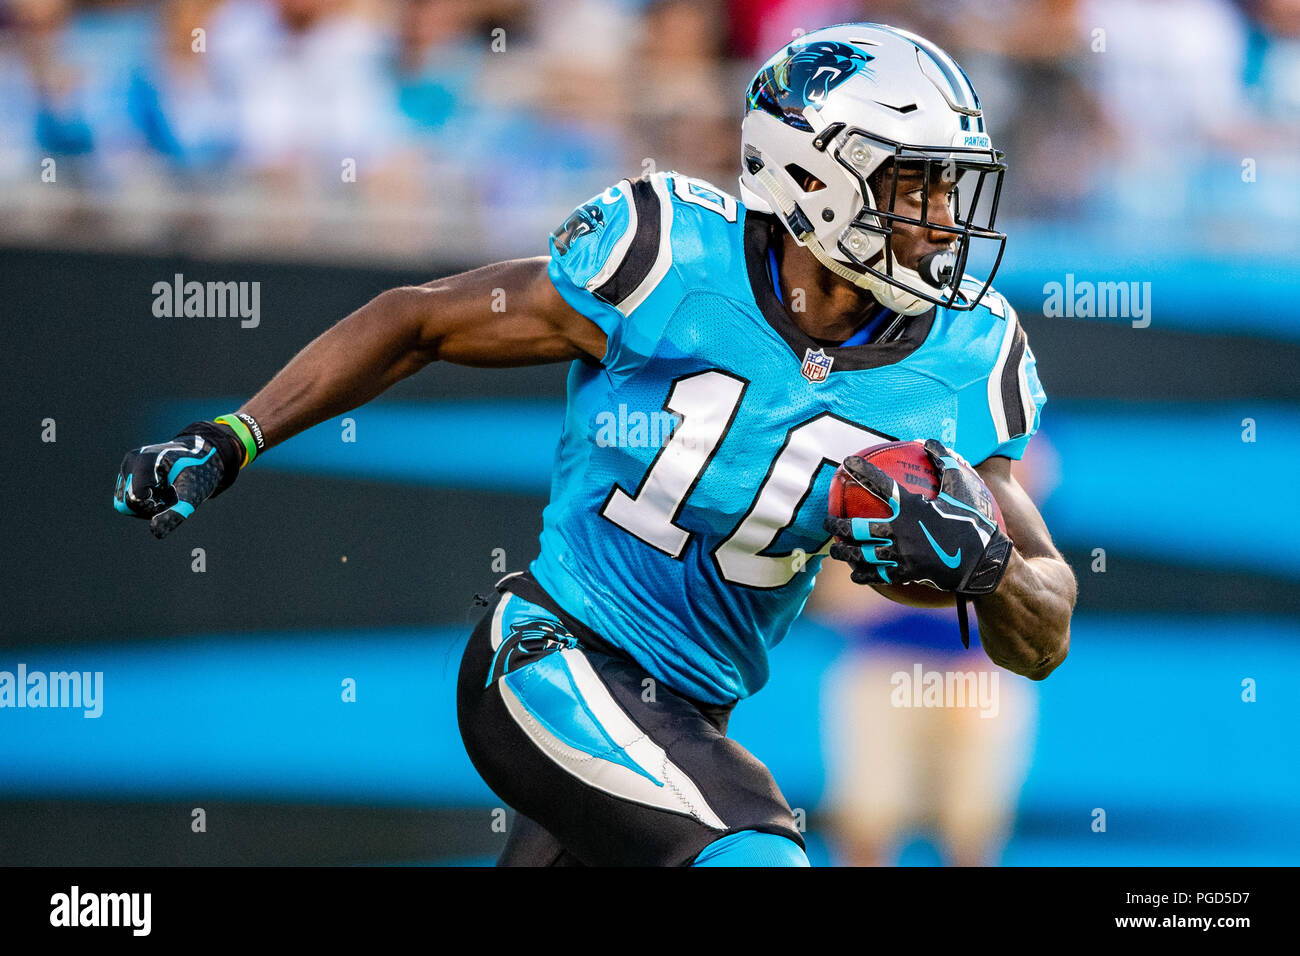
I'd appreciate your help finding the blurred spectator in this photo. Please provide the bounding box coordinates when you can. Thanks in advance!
[0,0,1295,260]
[395,0,486,134]
[127,0,237,176]
[11,0,94,160]
[470,0,635,249]
[1072,0,1298,231]
[205,0,404,181]
[4,0,157,184]
[727,0,862,59]
[1245,0,1300,119]
[627,0,738,187]
[1080,0,1254,150]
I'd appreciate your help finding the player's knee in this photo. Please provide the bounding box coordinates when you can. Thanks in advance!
[690,830,810,867]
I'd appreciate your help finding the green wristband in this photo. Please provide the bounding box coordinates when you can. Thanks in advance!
[214,413,262,467]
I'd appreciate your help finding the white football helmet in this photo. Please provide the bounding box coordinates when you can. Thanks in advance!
[739,23,1006,315]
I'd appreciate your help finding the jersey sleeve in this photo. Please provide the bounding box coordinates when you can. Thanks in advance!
[547,174,679,378]
[953,297,1047,463]
[983,306,1046,460]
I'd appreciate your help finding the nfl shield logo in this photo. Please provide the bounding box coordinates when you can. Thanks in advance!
[801,347,833,383]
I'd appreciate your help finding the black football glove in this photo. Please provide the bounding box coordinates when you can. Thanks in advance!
[823,438,1012,595]
[113,421,245,539]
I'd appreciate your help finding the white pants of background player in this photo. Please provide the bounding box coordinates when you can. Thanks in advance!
[821,647,1038,867]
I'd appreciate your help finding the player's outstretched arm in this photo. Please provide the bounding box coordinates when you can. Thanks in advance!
[113,257,606,537]
[239,257,605,449]
[971,455,1076,680]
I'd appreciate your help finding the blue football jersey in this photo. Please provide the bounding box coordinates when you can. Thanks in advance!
[530,171,1045,705]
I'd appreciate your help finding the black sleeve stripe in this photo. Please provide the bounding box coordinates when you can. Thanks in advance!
[592,177,662,308]
[1000,324,1029,438]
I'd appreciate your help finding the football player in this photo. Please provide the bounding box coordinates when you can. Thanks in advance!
[113,23,1075,867]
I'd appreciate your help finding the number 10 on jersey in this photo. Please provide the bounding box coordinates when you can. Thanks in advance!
[600,369,890,588]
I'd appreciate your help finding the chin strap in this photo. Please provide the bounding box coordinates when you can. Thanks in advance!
[752,165,874,289]
[751,162,932,315]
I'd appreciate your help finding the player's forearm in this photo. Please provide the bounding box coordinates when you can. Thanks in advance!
[237,288,432,451]
[973,549,1075,679]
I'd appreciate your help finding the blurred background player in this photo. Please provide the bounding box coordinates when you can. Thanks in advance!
[811,436,1061,867]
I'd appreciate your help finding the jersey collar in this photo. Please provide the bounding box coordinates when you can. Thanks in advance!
[743,210,936,372]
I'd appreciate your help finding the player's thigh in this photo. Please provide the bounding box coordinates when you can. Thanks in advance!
[457,590,803,866]
[496,812,585,867]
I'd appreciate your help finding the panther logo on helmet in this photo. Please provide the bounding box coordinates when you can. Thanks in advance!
[746,40,874,131]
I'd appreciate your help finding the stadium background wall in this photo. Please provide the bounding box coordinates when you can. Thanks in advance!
[1,247,1296,866]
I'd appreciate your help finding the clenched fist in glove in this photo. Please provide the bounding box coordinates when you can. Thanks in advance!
[113,417,255,538]
[823,438,1012,594]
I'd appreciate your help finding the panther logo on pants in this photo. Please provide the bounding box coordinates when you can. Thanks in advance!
[486,616,578,687]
